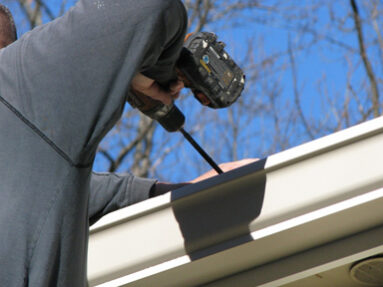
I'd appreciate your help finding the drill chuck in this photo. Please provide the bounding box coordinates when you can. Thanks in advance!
[157,105,185,132]
[127,89,185,132]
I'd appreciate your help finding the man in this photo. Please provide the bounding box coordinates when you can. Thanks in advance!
[0,1,254,286]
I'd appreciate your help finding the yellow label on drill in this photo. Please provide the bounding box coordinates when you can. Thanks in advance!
[200,59,211,74]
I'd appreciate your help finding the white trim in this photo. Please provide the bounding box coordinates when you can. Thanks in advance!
[88,116,383,286]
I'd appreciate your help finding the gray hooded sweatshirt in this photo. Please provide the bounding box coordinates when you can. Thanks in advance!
[0,0,187,285]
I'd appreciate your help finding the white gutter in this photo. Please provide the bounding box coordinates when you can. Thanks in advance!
[88,116,383,287]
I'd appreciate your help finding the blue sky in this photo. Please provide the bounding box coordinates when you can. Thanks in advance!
[6,0,382,181]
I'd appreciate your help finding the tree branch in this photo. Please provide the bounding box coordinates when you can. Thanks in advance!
[350,0,380,117]
[109,118,155,173]
[288,35,314,139]
[34,0,55,21]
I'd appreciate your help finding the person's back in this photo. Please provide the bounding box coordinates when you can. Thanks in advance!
[0,19,92,283]
[0,109,90,284]
[0,0,187,285]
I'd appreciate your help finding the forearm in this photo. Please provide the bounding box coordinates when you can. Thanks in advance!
[88,172,156,225]
[89,176,189,225]
[140,1,187,84]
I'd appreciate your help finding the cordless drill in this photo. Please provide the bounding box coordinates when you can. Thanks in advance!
[127,32,245,173]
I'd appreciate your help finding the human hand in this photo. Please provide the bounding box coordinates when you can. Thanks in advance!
[130,73,184,105]
[150,159,257,197]
[190,158,258,183]
[176,68,211,106]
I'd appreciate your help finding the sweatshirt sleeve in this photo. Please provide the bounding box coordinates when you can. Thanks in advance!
[88,172,157,226]
[0,0,187,166]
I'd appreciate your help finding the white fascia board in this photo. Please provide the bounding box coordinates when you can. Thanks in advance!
[206,221,383,287]
[88,116,383,287]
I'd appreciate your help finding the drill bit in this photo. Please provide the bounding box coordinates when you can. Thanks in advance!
[179,127,223,174]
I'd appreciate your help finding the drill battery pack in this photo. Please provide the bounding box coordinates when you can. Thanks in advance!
[177,32,245,108]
